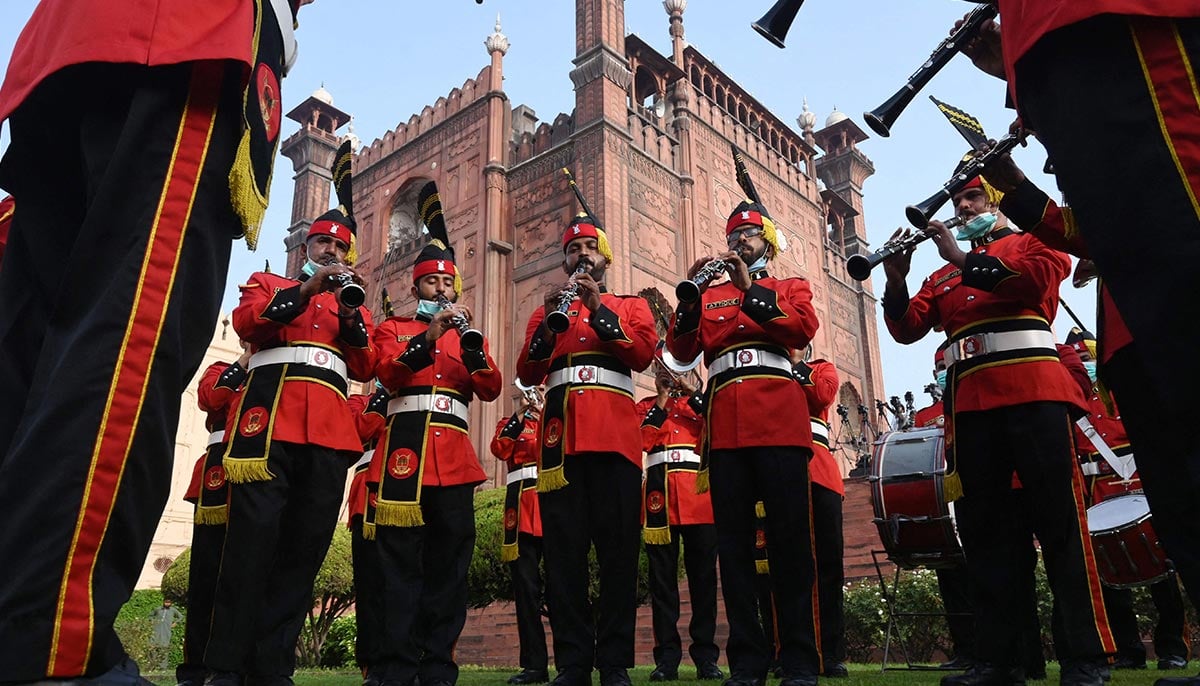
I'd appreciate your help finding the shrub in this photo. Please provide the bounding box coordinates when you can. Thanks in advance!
[114,589,184,671]
[320,613,358,668]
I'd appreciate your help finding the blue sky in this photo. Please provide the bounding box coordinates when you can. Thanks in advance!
[0,1,1094,417]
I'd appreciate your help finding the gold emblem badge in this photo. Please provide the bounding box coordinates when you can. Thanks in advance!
[239,407,268,437]
[544,418,563,448]
[389,448,418,479]
[647,490,665,514]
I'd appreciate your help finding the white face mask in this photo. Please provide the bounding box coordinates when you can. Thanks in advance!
[956,212,997,241]
[748,254,768,273]
[415,299,440,319]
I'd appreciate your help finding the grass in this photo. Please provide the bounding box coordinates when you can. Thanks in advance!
[140,663,1191,686]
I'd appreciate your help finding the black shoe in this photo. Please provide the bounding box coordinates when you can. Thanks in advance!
[509,671,550,685]
[780,677,818,686]
[1061,661,1105,686]
[940,664,1025,686]
[1113,657,1148,670]
[550,670,591,686]
[823,663,849,678]
[696,664,724,681]
[1160,659,1190,671]
[649,667,678,682]
[722,678,765,686]
[1155,675,1200,686]
[940,656,979,671]
[598,669,631,686]
[204,674,242,686]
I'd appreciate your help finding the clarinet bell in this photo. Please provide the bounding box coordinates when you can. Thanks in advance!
[905,190,951,230]
[460,327,484,352]
[545,310,571,334]
[752,0,804,49]
[337,282,366,309]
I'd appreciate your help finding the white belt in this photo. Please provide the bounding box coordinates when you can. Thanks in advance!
[546,365,634,394]
[811,420,829,443]
[646,447,702,469]
[506,465,539,485]
[353,449,375,471]
[387,394,470,423]
[943,329,1055,367]
[206,430,226,448]
[709,348,791,377]
[249,346,348,384]
[1076,416,1137,480]
[268,0,299,74]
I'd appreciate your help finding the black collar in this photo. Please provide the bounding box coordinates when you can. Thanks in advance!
[972,227,1014,249]
[751,270,770,281]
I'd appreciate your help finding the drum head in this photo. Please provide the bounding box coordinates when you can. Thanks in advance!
[1087,493,1150,533]
[874,427,944,479]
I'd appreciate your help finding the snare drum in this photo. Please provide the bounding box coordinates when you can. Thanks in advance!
[1086,493,1171,588]
[869,427,962,569]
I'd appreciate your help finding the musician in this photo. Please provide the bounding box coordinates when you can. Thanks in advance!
[667,184,821,685]
[980,152,1200,641]
[205,209,375,686]
[880,166,1114,686]
[347,385,390,680]
[491,386,550,686]
[175,353,249,686]
[789,353,848,677]
[636,361,722,683]
[516,211,657,686]
[370,184,501,686]
[1064,332,1189,671]
[0,1,312,680]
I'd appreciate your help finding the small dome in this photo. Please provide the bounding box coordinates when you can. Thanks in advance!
[344,118,361,152]
[485,14,509,55]
[663,0,687,14]
[825,106,848,127]
[311,84,333,105]
[797,98,817,131]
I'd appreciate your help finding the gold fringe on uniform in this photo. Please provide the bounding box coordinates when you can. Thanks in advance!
[643,527,672,545]
[500,541,519,563]
[362,521,376,541]
[756,559,771,574]
[755,501,767,518]
[374,501,425,528]
[223,457,274,484]
[194,505,228,526]
[229,133,269,249]
[694,469,710,494]
[536,466,569,493]
[943,470,964,503]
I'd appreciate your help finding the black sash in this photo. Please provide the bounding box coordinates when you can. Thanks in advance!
[754,500,769,574]
[537,353,632,492]
[195,441,230,525]
[376,388,469,528]
[501,466,536,562]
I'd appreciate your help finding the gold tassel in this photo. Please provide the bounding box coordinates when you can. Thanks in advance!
[374,501,425,528]
[223,457,274,484]
[194,506,228,526]
[761,217,781,256]
[755,559,771,575]
[943,471,963,503]
[694,469,710,494]
[1063,206,1080,242]
[500,542,519,563]
[536,465,569,493]
[643,527,672,545]
[754,501,767,518]
[346,232,358,266]
[362,521,376,541]
[453,271,463,297]
[228,131,270,250]
[595,228,614,263]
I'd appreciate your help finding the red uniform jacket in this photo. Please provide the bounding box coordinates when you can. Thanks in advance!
[0,196,12,266]
[490,414,544,537]
[1073,391,1141,504]
[1000,179,1133,362]
[346,390,388,525]
[516,291,657,467]
[229,271,375,454]
[185,360,245,503]
[372,315,501,487]
[996,1,1200,104]
[914,401,945,429]
[0,0,259,122]
[636,396,714,526]
[884,230,1086,415]
[667,274,819,451]
[799,360,844,497]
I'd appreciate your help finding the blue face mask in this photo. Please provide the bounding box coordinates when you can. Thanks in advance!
[415,299,441,319]
[301,259,322,278]
[748,254,768,273]
[956,212,997,241]
[935,369,948,392]
[1082,361,1098,383]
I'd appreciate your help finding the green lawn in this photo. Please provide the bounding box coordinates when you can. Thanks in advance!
[140,663,1188,686]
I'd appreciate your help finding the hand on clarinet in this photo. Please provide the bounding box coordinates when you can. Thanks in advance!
[979,139,1027,194]
[956,12,1005,81]
[575,273,602,313]
[925,220,966,268]
[881,227,916,284]
[719,251,753,292]
[427,306,465,341]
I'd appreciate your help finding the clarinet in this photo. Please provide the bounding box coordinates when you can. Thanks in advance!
[545,264,588,334]
[435,294,484,352]
[675,259,731,304]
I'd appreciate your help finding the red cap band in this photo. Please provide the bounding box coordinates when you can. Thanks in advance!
[725,210,764,235]
[412,258,457,283]
[307,219,351,247]
[562,221,599,250]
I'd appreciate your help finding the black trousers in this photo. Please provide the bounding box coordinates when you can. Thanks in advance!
[176,521,228,685]
[1102,576,1189,662]
[709,447,818,679]
[936,564,977,661]
[375,483,477,685]
[538,453,642,675]
[0,60,242,680]
[1104,345,1200,611]
[953,403,1112,666]
[204,442,348,678]
[510,532,549,672]
[351,518,384,673]
[1016,15,1200,418]
[752,572,779,671]
[811,484,845,665]
[646,523,719,670]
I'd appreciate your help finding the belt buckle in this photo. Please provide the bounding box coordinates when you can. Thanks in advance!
[668,449,682,463]
[735,349,758,367]
[433,395,453,413]
[575,364,598,383]
[955,334,986,362]
[308,348,333,369]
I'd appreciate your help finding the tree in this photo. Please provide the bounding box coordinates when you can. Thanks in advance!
[297,525,356,667]
[161,547,191,606]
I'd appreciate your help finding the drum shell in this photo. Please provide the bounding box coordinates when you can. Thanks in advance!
[1086,493,1171,588]
[870,427,962,569]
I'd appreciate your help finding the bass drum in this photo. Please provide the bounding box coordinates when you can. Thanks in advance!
[870,426,962,569]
